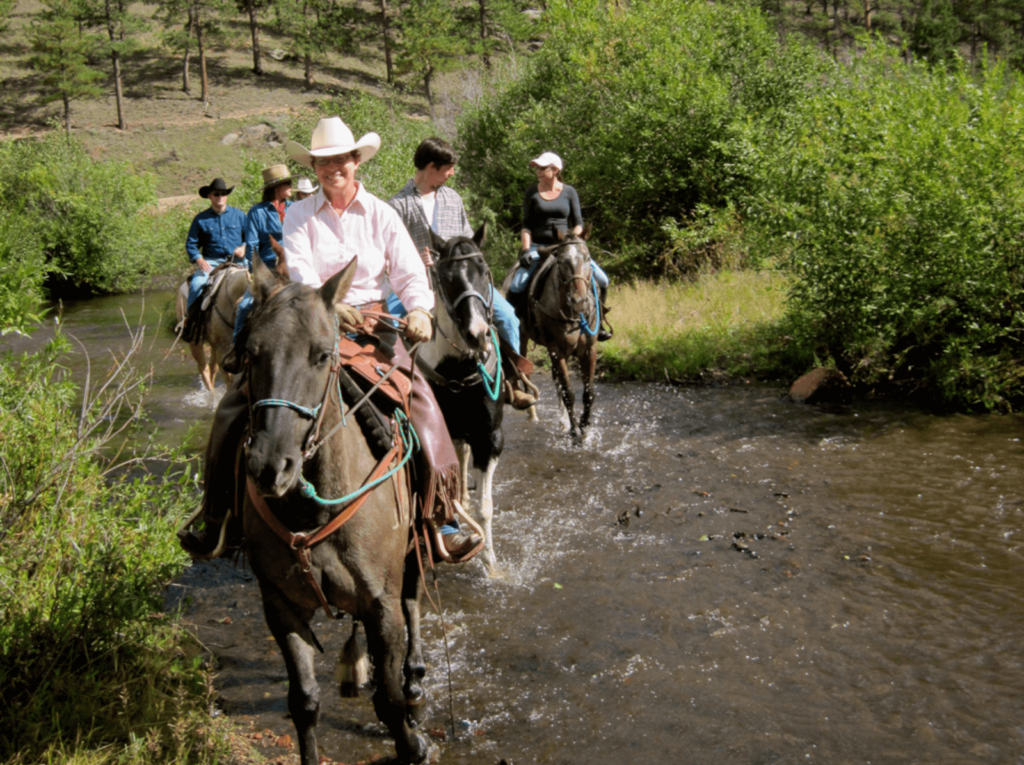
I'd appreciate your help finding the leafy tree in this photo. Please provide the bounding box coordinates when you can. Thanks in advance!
[394,0,467,121]
[29,0,105,137]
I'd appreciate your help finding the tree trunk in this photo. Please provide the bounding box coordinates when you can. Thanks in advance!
[104,0,127,130]
[304,52,314,88]
[63,94,71,138]
[479,0,489,68]
[380,0,393,84]
[247,0,263,75]
[424,65,435,123]
[182,7,193,94]
[863,0,872,30]
[196,9,209,107]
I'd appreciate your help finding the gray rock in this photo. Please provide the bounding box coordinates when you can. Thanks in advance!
[221,133,239,145]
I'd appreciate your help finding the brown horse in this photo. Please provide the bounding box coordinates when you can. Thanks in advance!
[517,230,600,445]
[240,257,427,765]
[175,265,249,391]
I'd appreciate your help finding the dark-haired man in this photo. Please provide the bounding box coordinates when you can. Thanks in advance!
[388,137,537,409]
[185,177,247,310]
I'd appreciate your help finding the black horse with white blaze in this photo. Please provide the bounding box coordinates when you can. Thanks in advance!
[416,225,504,574]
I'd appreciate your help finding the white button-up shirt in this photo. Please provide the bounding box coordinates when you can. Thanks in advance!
[282,183,435,312]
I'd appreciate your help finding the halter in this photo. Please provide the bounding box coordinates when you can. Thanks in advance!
[532,238,599,333]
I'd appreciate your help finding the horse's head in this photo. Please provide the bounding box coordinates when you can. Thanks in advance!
[243,256,357,497]
[540,225,594,318]
[429,224,493,358]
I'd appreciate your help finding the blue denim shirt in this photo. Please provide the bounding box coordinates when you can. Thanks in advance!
[185,206,247,263]
[245,200,292,269]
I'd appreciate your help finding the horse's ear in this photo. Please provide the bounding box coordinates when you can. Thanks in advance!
[252,256,278,307]
[428,228,446,257]
[580,223,592,241]
[472,222,486,247]
[319,258,358,314]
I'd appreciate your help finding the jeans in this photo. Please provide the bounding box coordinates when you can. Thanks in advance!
[187,259,226,309]
[509,245,609,293]
[233,290,254,344]
[388,288,521,352]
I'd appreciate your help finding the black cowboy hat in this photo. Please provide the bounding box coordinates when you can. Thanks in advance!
[199,178,235,198]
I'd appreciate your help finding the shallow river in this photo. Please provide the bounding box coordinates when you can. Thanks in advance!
[8,292,1024,765]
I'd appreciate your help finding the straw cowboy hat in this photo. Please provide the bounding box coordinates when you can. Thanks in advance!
[529,151,564,171]
[295,177,318,194]
[199,177,234,198]
[285,117,380,169]
[261,164,292,189]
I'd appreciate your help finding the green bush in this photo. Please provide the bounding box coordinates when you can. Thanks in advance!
[753,43,1024,409]
[0,331,229,763]
[456,0,821,277]
[0,132,165,299]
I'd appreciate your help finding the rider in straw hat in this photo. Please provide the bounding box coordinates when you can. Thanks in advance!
[179,116,483,562]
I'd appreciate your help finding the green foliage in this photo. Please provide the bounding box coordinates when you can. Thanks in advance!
[752,43,1024,409]
[457,0,821,277]
[0,133,164,297]
[0,331,226,763]
[910,0,961,63]
[394,0,468,115]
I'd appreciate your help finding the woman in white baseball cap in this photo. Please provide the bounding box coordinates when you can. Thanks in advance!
[509,151,612,341]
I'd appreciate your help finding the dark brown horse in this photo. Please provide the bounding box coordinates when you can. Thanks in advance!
[241,257,427,765]
[518,230,600,444]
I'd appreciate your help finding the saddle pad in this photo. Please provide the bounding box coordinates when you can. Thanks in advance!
[337,336,413,406]
[200,264,246,311]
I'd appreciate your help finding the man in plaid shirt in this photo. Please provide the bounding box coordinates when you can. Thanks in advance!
[388,137,537,410]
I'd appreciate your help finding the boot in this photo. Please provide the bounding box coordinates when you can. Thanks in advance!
[177,378,250,559]
[597,285,614,342]
[442,527,484,559]
[503,379,537,410]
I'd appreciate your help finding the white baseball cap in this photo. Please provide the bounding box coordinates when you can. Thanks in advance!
[529,151,563,171]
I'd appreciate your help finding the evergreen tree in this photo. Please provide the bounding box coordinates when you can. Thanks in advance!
[29,0,105,137]
[272,0,355,88]
[85,0,145,130]
[911,0,961,62]
[237,0,271,75]
[394,0,466,121]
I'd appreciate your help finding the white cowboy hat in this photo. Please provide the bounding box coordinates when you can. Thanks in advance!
[295,177,318,194]
[286,117,381,169]
[529,151,563,171]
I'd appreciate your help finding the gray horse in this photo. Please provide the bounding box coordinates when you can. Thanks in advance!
[515,230,600,444]
[241,257,428,765]
[175,265,249,391]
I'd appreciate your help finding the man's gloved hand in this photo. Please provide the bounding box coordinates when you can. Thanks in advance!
[336,304,364,334]
[405,308,433,344]
[518,249,534,269]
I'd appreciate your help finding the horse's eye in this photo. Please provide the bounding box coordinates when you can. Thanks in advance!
[315,350,333,367]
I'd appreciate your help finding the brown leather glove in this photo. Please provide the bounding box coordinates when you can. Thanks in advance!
[336,303,364,334]
[405,308,433,344]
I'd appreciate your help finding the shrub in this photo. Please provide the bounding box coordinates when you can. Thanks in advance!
[0,132,163,299]
[752,43,1024,409]
[456,0,821,277]
[0,327,229,763]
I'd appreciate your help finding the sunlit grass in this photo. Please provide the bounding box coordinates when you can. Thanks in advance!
[599,270,809,382]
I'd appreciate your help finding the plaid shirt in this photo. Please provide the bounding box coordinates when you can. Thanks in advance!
[388,180,473,254]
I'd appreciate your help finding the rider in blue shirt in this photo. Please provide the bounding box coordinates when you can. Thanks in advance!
[233,165,294,342]
[185,178,247,309]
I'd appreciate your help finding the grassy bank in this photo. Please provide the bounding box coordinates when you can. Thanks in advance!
[599,270,810,384]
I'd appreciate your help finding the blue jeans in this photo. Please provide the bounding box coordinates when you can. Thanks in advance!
[233,290,254,344]
[388,287,521,352]
[509,245,609,293]
[187,259,226,309]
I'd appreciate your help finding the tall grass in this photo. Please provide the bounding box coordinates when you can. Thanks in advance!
[600,270,809,382]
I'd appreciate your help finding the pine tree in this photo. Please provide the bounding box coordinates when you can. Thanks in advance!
[912,0,961,62]
[237,0,271,75]
[394,0,466,121]
[30,0,105,137]
[272,0,355,88]
[84,0,145,130]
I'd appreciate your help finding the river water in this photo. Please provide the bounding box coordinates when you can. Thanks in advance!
[8,292,1024,765]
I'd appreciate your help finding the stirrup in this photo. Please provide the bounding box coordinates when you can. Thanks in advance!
[176,505,230,561]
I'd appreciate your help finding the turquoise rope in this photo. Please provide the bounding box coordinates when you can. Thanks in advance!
[253,398,322,419]
[476,327,503,401]
[298,410,420,508]
[578,272,601,337]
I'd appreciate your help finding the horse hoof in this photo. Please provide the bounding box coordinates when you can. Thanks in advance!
[400,732,429,764]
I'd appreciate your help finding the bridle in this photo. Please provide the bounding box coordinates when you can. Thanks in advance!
[429,242,495,359]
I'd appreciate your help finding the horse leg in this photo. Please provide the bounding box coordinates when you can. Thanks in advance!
[479,455,500,576]
[190,342,214,392]
[337,617,369,697]
[401,551,427,726]
[260,586,321,765]
[578,344,598,432]
[364,597,428,763]
[549,349,579,443]
[455,440,472,509]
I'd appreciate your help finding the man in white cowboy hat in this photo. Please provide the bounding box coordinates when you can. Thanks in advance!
[179,116,483,562]
[294,176,318,200]
[387,136,538,409]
